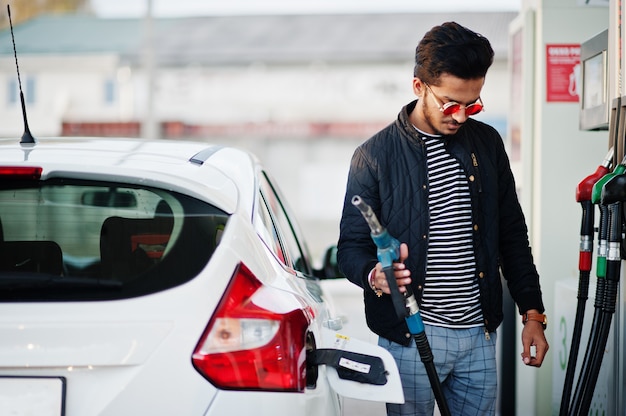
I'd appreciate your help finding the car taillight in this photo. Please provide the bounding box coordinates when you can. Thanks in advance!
[192,263,312,392]
[0,166,42,180]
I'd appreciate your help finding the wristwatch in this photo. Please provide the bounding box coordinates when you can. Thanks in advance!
[522,312,547,329]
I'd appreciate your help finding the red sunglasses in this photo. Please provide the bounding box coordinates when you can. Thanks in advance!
[425,83,484,116]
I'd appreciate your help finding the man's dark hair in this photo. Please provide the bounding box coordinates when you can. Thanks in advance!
[414,22,494,84]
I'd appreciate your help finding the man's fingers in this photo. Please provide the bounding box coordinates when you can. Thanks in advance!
[399,243,409,262]
[521,340,548,367]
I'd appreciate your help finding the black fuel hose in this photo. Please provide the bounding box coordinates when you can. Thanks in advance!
[558,200,593,416]
[404,284,451,416]
[572,201,621,416]
[569,175,623,415]
[564,202,607,416]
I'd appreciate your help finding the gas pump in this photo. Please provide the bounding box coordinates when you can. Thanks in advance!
[560,7,625,412]
[562,154,622,416]
[568,172,625,416]
[559,149,613,416]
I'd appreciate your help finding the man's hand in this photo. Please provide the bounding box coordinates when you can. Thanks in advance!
[372,243,411,294]
[520,309,549,367]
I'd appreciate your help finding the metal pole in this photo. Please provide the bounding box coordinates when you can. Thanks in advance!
[142,0,158,139]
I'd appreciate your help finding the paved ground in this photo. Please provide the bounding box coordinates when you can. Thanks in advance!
[343,399,442,416]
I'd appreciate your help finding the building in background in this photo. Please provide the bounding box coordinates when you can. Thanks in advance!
[0,12,514,259]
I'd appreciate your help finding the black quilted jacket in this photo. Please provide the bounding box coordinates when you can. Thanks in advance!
[337,100,545,346]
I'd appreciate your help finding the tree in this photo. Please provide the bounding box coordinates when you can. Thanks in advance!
[2,0,91,29]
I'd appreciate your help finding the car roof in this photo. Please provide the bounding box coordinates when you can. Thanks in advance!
[0,136,259,215]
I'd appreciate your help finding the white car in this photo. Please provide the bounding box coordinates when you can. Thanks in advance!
[0,136,402,416]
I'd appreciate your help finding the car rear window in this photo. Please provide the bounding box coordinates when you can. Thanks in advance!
[0,178,228,301]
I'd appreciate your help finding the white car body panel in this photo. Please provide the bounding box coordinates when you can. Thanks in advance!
[321,328,405,404]
[0,137,401,415]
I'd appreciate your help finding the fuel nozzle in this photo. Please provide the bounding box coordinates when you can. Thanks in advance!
[352,195,405,317]
[575,148,614,274]
[592,153,626,204]
[576,147,614,202]
[600,171,626,206]
[351,195,400,274]
[351,195,384,235]
[600,172,626,262]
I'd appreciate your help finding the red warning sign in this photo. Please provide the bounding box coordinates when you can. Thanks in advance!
[546,44,581,102]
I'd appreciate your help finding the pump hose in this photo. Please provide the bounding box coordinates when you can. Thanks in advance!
[558,200,594,416]
[412,331,451,416]
[558,269,589,416]
[568,202,621,416]
[402,284,451,416]
[568,276,607,416]
[579,202,622,415]
[581,283,616,411]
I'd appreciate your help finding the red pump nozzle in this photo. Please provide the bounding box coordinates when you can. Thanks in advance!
[576,148,614,202]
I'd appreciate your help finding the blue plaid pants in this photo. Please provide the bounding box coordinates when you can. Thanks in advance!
[380,325,497,416]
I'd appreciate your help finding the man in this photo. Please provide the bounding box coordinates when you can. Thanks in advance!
[337,22,548,416]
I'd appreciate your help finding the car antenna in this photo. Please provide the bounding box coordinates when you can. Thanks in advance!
[7,4,36,145]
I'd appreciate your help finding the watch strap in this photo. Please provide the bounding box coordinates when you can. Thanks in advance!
[522,312,547,329]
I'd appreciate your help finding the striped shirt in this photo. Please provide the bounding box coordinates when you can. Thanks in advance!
[419,134,483,328]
